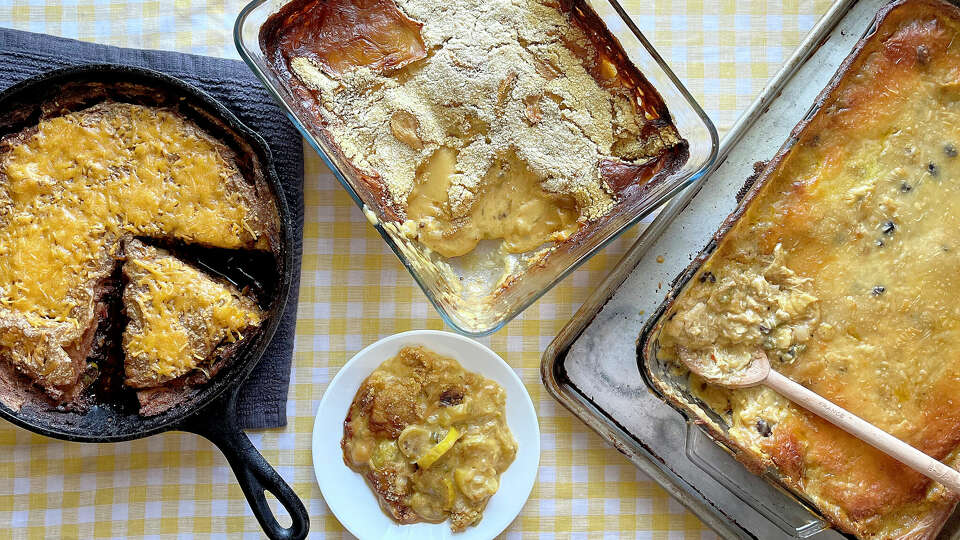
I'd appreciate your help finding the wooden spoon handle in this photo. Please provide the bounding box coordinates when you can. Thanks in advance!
[765,370,960,494]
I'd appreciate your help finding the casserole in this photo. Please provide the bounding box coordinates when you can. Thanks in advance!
[235,0,717,335]
[341,344,517,531]
[0,65,307,540]
[312,330,539,540]
[0,95,278,411]
[639,1,960,537]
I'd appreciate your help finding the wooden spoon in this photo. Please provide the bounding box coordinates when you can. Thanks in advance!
[678,348,960,494]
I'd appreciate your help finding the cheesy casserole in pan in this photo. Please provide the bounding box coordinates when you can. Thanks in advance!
[649,0,960,537]
[259,0,687,315]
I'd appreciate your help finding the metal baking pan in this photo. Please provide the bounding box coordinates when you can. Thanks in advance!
[539,0,959,537]
[638,0,960,536]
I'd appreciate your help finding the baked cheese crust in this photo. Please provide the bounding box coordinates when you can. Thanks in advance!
[658,1,960,537]
[122,240,262,390]
[0,101,277,402]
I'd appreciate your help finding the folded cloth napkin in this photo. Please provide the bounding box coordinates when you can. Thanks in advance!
[0,27,304,430]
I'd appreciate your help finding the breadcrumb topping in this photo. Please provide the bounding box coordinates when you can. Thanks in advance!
[289,0,678,221]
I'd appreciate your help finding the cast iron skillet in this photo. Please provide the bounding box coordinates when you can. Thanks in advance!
[0,65,308,540]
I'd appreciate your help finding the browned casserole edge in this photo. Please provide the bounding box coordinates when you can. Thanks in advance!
[636,0,960,537]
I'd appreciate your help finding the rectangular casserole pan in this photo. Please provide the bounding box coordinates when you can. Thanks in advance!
[637,0,960,537]
[234,0,717,336]
[540,0,960,537]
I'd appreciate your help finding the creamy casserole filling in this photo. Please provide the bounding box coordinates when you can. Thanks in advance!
[661,244,820,380]
[342,345,517,531]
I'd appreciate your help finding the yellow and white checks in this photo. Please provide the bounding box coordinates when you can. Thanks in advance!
[0,0,832,537]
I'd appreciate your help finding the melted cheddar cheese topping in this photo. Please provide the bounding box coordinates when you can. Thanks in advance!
[123,247,261,385]
[0,102,269,397]
[0,103,253,318]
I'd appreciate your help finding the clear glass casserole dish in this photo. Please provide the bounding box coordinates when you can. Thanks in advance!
[234,0,718,336]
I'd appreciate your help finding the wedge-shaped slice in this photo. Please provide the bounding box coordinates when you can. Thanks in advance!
[122,240,263,397]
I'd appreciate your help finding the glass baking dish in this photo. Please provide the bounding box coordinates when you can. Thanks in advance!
[234,0,718,335]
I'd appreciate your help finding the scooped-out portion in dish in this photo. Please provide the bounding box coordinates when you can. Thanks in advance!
[661,243,821,382]
[341,345,517,531]
[260,0,688,313]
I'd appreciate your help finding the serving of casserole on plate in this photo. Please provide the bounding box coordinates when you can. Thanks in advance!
[312,330,539,540]
[639,0,960,537]
[342,344,517,531]
[237,0,717,335]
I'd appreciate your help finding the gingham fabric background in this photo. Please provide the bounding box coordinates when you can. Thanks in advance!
[0,0,832,537]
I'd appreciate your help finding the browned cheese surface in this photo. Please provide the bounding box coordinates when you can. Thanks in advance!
[659,1,960,537]
[0,102,277,402]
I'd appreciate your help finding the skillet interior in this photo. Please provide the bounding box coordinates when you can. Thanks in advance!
[0,65,293,441]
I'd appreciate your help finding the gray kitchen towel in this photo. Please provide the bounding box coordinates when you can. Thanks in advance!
[0,27,304,429]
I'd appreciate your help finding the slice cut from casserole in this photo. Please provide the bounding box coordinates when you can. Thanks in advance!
[122,240,262,413]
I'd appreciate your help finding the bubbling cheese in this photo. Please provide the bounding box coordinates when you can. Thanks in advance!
[0,101,273,398]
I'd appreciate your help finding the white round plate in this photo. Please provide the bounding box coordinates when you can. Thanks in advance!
[312,330,540,540]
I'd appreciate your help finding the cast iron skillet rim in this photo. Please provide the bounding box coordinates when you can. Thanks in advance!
[0,63,294,442]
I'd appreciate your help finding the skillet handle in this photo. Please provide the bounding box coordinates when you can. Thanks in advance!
[179,390,309,540]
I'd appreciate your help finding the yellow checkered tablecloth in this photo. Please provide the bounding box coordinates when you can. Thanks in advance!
[0,0,832,537]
